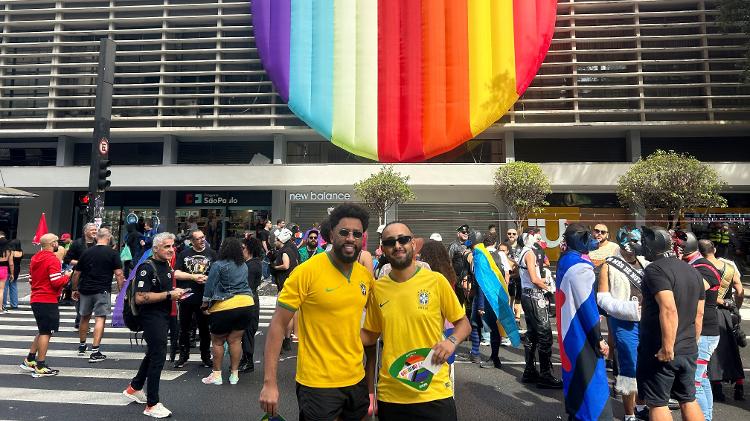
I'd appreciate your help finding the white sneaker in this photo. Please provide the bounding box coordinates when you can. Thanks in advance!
[500,337,512,347]
[143,402,172,418]
[480,340,490,346]
[123,386,147,404]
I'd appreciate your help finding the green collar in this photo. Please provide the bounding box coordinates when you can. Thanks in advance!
[388,265,421,283]
[326,251,353,282]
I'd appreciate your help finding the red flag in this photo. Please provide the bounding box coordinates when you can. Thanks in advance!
[32,213,48,245]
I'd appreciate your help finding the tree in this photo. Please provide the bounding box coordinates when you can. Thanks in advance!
[353,165,415,225]
[719,0,750,83]
[494,161,551,230]
[617,150,727,227]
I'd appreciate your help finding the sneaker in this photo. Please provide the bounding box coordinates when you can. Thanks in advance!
[229,372,239,385]
[667,398,679,410]
[143,402,172,418]
[291,333,299,343]
[500,337,512,347]
[201,371,223,385]
[282,337,292,352]
[469,353,481,364]
[77,343,87,356]
[201,356,213,368]
[32,365,59,378]
[480,357,502,369]
[480,339,490,346]
[88,351,107,363]
[19,358,37,372]
[122,385,147,404]
[173,357,187,369]
[634,407,649,420]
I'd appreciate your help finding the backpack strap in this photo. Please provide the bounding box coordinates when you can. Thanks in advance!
[693,263,722,291]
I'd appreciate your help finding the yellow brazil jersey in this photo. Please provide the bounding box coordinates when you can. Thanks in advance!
[277,252,374,388]
[363,268,465,404]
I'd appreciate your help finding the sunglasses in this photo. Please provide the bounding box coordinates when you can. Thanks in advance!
[308,236,318,240]
[507,232,517,236]
[593,229,608,235]
[458,230,468,234]
[381,236,413,247]
[337,228,363,239]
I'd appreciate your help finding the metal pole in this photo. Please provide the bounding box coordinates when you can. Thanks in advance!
[87,38,115,226]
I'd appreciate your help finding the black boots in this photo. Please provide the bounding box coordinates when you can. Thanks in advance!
[735,383,745,401]
[536,350,562,389]
[712,381,726,402]
[521,346,540,383]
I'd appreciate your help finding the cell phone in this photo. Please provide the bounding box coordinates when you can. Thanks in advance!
[179,292,194,301]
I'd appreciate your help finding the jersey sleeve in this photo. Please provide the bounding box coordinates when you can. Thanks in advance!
[363,288,383,334]
[438,273,465,323]
[276,265,306,312]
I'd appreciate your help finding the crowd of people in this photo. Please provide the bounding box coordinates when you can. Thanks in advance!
[14,203,748,420]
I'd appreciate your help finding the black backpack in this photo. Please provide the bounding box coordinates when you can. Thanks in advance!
[123,259,160,332]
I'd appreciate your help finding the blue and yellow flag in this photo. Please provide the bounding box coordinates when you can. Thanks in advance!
[471,244,521,348]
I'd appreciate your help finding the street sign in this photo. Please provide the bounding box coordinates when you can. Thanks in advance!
[98,137,109,155]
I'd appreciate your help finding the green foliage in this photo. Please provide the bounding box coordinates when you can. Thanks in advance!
[617,150,727,222]
[494,162,551,230]
[353,165,415,224]
[719,0,750,83]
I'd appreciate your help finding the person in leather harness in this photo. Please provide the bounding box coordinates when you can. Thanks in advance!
[518,230,562,389]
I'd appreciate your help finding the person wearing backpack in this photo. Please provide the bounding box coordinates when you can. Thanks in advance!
[122,233,188,419]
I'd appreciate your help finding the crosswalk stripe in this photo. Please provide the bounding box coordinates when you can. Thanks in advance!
[0,386,133,406]
[0,364,185,380]
[0,334,148,345]
[0,347,153,360]
[0,322,270,335]
[0,314,273,325]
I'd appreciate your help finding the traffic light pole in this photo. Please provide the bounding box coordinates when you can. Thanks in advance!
[87,38,115,226]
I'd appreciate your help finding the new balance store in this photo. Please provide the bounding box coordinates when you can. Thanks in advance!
[72,191,162,244]
[176,191,272,248]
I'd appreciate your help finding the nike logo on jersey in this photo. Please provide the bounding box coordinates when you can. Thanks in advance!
[325,286,341,293]
[379,300,390,308]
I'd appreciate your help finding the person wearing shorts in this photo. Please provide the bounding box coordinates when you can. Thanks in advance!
[21,233,71,377]
[72,227,124,363]
[200,237,254,386]
[260,204,374,421]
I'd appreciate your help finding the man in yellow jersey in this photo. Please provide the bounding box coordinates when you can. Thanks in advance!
[259,203,374,420]
[362,222,471,421]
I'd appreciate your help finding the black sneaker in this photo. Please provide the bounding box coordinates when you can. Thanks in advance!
[77,344,87,356]
[88,351,107,363]
[201,354,213,368]
[634,407,649,421]
[282,338,292,352]
[173,357,188,369]
[480,357,502,369]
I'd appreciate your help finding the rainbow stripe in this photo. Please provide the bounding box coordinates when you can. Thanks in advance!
[252,0,557,162]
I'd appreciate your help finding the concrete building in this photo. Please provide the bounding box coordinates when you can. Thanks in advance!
[1,0,748,255]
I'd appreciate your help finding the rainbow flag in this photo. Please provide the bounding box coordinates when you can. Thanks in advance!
[252,0,557,162]
[555,251,612,421]
[471,244,520,347]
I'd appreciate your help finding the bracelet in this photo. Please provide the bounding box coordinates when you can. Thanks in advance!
[447,335,458,345]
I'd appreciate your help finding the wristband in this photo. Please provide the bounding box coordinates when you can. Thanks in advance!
[447,335,458,345]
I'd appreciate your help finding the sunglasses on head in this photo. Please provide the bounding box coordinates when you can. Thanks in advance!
[381,236,413,247]
[337,228,363,239]
[594,229,608,234]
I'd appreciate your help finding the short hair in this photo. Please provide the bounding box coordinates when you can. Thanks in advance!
[484,232,498,247]
[698,239,716,256]
[96,227,112,239]
[319,218,331,243]
[488,224,496,230]
[83,222,97,233]
[380,221,411,236]
[40,233,59,246]
[152,232,176,250]
[328,203,370,232]
[276,219,284,224]
[242,237,264,258]
[307,229,320,238]
[190,229,204,240]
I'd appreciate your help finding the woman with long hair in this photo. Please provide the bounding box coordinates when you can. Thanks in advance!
[419,240,457,288]
[0,232,14,313]
[200,237,253,385]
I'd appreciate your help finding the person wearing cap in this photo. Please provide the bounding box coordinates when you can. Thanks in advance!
[448,225,471,305]
[60,233,72,250]
[429,233,443,242]
[272,228,299,352]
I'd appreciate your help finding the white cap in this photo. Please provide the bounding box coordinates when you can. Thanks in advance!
[376,224,386,234]
[276,228,292,243]
[429,233,443,242]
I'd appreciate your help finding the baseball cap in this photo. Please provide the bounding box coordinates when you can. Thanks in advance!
[456,224,470,233]
[276,228,292,243]
[429,233,443,242]
[61,233,72,241]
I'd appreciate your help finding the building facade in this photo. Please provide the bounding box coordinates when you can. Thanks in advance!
[1,0,749,258]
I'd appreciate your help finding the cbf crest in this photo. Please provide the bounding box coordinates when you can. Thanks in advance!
[359,282,367,296]
[417,289,430,310]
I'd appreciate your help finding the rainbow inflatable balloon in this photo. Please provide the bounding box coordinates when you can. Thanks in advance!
[252,0,557,162]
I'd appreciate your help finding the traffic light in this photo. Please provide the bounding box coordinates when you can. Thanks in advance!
[96,159,111,191]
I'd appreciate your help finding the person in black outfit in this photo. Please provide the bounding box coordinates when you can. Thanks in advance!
[173,229,217,368]
[240,237,264,373]
[637,226,706,421]
[122,232,187,418]
[62,223,97,326]
[272,228,299,352]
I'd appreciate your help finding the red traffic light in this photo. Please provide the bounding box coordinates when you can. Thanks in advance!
[79,194,90,205]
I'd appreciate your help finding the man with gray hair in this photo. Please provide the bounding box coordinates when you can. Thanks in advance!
[62,222,98,325]
[72,227,124,362]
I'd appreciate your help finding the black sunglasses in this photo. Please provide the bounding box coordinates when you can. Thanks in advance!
[308,235,318,240]
[337,228,363,239]
[381,236,413,247]
[593,229,608,234]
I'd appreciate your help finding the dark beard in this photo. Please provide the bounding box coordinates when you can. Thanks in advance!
[333,243,360,264]
[388,250,414,270]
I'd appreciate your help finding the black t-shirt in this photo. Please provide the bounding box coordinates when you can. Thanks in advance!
[691,257,720,337]
[640,257,706,356]
[134,259,173,315]
[258,230,270,250]
[274,243,299,288]
[77,245,123,294]
[64,238,95,266]
[246,258,263,300]
[174,247,218,300]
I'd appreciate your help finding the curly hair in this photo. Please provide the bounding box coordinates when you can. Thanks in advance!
[419,240,457,288]
[328,202,370,233]
[242,237,264,259]
[219,237,245,266]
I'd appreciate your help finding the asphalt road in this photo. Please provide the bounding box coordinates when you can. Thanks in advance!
[1,278,749,421]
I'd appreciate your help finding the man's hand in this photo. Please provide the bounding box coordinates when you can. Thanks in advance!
[72,291,80,301]
[599,339,609,359]
[431,339,456,365]
[194,274,207,284]
[171,288,187,300]
[477,309,485,316]
[655,347,674,362]
[259,383,280,417]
